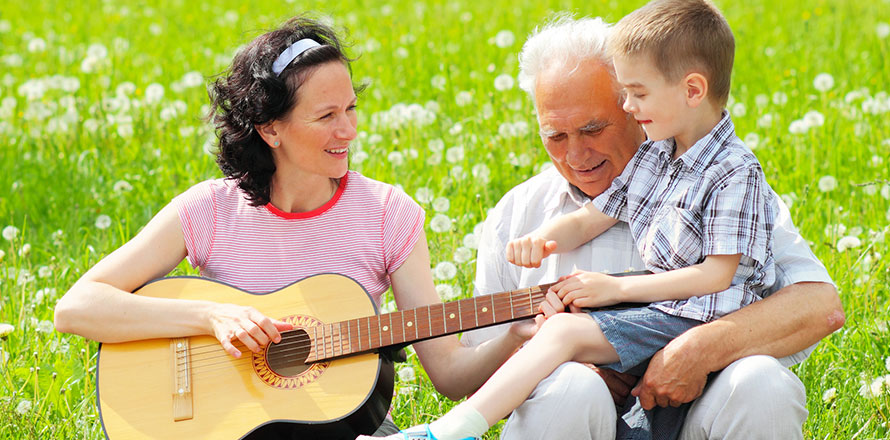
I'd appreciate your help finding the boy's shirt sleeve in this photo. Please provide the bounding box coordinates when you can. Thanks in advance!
[701,162,773,266]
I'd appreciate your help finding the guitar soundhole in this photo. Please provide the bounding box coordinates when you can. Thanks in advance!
[266,329,311,377]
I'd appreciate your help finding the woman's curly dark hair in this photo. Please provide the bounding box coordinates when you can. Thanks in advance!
[208,16,355,206]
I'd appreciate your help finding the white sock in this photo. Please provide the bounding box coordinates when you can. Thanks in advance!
[428,402,489,440]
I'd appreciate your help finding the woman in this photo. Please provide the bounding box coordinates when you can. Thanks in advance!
[54,16,529,439]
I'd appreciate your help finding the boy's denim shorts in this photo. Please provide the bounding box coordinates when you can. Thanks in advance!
[588,306,702,375]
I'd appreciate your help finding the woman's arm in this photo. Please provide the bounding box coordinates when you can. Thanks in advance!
[53,202,290,358]
[390,232,534,400]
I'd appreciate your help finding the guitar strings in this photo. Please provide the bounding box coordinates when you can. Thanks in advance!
[177,293,538,376]
[177,289,550,378]
[176,289,550,378]
[181,289,549,366]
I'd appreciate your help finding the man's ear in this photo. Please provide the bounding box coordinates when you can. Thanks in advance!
[684,73,708,108]
[255,122,279,148]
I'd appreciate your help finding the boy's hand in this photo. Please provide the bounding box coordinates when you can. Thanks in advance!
[549,270,623,309]
[505,235,558,268]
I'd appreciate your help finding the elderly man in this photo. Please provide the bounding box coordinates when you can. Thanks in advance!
[463,16,844,439]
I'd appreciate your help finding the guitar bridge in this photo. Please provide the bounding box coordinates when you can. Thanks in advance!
[171,338,193,421]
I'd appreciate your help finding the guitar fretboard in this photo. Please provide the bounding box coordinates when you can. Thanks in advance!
[303,283,554,363]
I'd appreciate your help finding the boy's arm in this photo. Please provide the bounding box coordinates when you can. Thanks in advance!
[506,204,618,268]
[552,253,741,307]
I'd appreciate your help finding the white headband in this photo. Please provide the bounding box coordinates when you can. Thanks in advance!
[272,38,321,76]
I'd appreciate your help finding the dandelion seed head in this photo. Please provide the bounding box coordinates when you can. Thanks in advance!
[821,387,837,403]
[387,151,405,166]
[455,91,473,107]
[817,175,838,192]
[435,284,457,300]
[453,247,473,264]
[877,22,890,39]
[803,110,825,127]
[145,83,164,104]
[743,133,760,149]
[430,75,446,91]
[788,119,808,134]
[434,261,458,280]
[0,323,13,337]
[472,163,491,184]
[813,73,835,92]
[730,102,746,117]
[494,73,514,91]
[836,236,862,252]
[494,30,516,48]
[445,145,464,163]
[430,214,452,233]
[37,266,51,278]
[95,214,112,230]
[113,180,133,193]
[2,225,19,241]
[432,197,450,212]
[28,37,47,53]
[397,366,416,382]
[15,400,31,415]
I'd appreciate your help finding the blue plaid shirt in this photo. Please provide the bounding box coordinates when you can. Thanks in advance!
[593,112,776,323]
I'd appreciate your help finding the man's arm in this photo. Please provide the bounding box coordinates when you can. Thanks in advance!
[633,281,844,408]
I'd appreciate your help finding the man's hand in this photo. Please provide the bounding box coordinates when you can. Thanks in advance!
[632,337,709,409]
[592,365,639,405]
[505,235,558,268]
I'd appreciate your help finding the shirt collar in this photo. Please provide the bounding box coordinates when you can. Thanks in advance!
[651,110,735,174]
[679,110,735,173]
[542,167,592,212]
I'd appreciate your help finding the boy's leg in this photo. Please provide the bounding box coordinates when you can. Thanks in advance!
[466,312,618,426]
[366,313,616,440]
[500,361,617,440]
[679,355,806,440]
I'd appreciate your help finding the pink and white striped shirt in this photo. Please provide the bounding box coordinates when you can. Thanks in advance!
[174,171,425,304]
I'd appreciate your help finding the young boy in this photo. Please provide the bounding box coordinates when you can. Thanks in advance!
[362,1,777,439]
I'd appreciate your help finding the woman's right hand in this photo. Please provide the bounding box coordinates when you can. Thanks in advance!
[207,304,294,358]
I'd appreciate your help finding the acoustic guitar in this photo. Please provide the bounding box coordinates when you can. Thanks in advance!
[96,272,645,439]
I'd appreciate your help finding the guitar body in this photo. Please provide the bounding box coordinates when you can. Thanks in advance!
[97,274,393,440]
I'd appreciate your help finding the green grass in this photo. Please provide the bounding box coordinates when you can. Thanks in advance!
[1,0,888,438]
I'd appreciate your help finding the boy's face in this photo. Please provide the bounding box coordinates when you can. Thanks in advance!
[613,54,688,143]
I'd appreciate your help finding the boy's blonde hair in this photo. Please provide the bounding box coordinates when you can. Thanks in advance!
[609,0,734,107]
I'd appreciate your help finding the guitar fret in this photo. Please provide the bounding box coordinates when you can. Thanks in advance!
[525,289,532,315]
[490,294,496,322]
[337,322,343,356]
[440,303,447,334]
[474,297,479,328]
[457,299,463,330]
[348,319,354,354]
[412,308,418,340]
[427,305,433,338]
[510,290,515,319]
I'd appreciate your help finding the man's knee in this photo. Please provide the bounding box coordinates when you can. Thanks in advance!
[721,355,805,402]
[504,362,616,440]
[682,355,807,440]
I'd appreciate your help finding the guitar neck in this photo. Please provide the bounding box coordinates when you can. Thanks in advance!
[304,283,555,363]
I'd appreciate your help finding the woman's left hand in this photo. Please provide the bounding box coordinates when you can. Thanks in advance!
[549,270,623,309]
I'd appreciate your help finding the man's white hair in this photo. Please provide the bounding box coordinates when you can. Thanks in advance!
[518,14,614,103]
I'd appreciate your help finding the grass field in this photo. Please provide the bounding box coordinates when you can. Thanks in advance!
[1,0,888,438]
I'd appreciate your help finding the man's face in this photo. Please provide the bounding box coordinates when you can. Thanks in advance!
[535,60,643,198]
